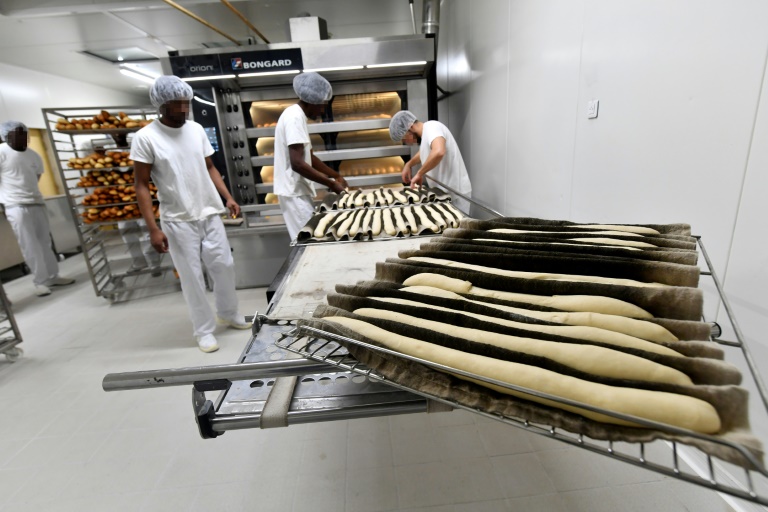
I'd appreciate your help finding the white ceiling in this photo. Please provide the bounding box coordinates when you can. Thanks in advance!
[0,0,416,93]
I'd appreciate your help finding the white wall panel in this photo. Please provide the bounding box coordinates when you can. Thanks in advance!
[0,62,144,129]
[504,0,584,219]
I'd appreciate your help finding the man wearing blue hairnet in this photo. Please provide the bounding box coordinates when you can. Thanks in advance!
[273,72,348,240]
[131,75,249,353]
[0,121,75,296]
[390,110,472,213]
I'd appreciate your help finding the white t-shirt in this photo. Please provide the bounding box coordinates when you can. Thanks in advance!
[273,104,315,197]
[0,143,44,207]
[419,120,472,196]
[130,120,225,222]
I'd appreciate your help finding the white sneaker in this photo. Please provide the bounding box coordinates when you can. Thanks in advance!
[196,334,219,353]
[216,315,251,330]
[50,276,75,286]
[34,285,52,297]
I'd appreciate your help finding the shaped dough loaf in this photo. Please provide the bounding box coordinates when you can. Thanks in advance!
[323,316,721,433]
[349,209,366,238]
[403,207,419,233]
[402,273,654,319]
[314,212,339,238]
[383,209,397,236]
[371,209,383,236]
[393,207,409,235]
[412,206,438,232]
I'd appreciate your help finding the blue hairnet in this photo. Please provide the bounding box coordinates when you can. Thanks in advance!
[149,75,193,108]
[293,72,333,105]
[389,111,417,141]
[0,121,27,141]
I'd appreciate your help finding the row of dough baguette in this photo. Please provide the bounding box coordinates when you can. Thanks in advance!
[306,203,465,240]
[322,186,451,211]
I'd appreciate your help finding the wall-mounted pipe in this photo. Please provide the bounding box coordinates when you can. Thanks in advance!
[160,0,241,46]
[220,0,270,44]
[409,0,417,35]
[422,0,440,36]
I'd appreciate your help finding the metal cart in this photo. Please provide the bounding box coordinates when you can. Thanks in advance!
[0,284,23,363]
[103,190,768,507]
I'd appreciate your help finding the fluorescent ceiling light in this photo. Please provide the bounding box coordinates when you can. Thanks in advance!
[194,96,216,106]
[367,60,427,69]
[237,70,300,78]
[120,68,155,85]
[302,66,364,73]
[182,75,236,82]
[121,63,160,79]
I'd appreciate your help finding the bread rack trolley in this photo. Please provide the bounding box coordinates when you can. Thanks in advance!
[102,186,768,507]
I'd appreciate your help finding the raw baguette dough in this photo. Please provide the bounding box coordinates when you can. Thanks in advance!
[314,212,339,238]
[354,190,366,207]
[371,209,383,236]
[349,209,366,238]
[323,316,721,433]
[576,224,661,235]
[368,295,680,356]
[336,209,357,237]
[382,188,395,206]
[444,202,464,220]
[361,209,374,236]
[338,192,350,209]
[408,256,667,289]
[400,285,677,344]
[393,207,409,235]
[434,203,459,228]
[353,307,690,385]
[383,209,397,236]
[403,189,420,203]
[473,238,641,251]
[425,204,448,229]
[403,207,419,233]
[490,228,645,238]
[402,273,654,319]
[375,188,386,206]
[412,206,439,232]
[393,189,408,204]
[568,237,657,248]
[330,210,351,227]
[365,191,376,207]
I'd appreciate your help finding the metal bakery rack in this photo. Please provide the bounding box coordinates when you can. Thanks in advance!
[0,284,23,362]
[102,191,768,507]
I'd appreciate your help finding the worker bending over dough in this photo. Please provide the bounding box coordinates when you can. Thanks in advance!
[132,76,249,353]
[274,72,348,240]
[0,121,75,297]
[389,111,472,213]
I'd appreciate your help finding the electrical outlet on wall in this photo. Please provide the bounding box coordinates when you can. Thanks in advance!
[587,100,599,119]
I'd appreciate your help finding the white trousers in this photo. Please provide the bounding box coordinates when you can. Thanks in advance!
[278,195,314,241]
[6,205,59,286]
[163,216,239,337]
[118,219,161,268]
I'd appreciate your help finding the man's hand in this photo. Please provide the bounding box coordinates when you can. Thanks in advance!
[226,198,240,218]
[337,176,349,190]
[329,179,345,194]
[410,172,425,189]
[150,229,169,253]
[401,164,412,185]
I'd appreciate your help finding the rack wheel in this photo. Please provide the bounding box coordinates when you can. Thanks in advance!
[4,347,23,362]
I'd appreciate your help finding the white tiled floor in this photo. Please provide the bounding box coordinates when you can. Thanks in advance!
[0,256,740,511]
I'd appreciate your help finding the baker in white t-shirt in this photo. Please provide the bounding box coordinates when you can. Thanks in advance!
[131,76,249,353]
[389,111,472,213]
[274,72,348,240]
[0,121,75,296]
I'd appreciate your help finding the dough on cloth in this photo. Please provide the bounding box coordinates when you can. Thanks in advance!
[321,316,721,433]
[313,212,338,238]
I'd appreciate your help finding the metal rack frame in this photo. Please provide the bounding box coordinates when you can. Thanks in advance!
[42,106,180,302]
[101,188,768,505]
[0,284,23,362]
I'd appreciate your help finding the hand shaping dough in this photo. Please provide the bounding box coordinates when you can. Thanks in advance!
[323,316,721,433]
[412,206,439,232]
[314,212,339,238]
[407,256,667,289]
[383,209,397,236]
[402,273,654,319]
[371,209,383,236]
[393,207,409,235]
[399,285,677,344]
[352,307,690,384]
